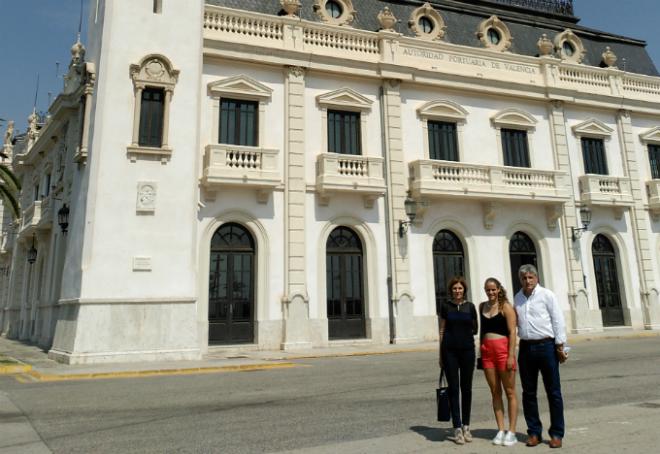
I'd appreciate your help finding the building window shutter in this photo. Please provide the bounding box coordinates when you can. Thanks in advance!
[649,144,660,179]
[502,129,530,167]
[219,99,258,146]
[328,110,361,155]
[138,87,165,147]
[428,121,458,161]
[582,137,608,175]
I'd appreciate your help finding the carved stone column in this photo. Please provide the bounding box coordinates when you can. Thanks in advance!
[616,109,660,329]
[281,66,312,350]
[382,79,417,344]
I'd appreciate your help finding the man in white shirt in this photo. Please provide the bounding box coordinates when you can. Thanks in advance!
[514,264,568,449]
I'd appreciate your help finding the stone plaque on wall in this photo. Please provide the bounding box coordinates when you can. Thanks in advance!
[136,181,157,213]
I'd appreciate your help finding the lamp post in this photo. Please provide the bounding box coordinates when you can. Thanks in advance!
[571,206,592,241]
[398,192,418,238]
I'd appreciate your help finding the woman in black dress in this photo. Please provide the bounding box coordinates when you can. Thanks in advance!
[438,276,478,445]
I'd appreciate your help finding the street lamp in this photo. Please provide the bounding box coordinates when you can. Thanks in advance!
[398,192,418,238]
[27,235,37,264]
[571,206,592,241]
[58,203,70,234]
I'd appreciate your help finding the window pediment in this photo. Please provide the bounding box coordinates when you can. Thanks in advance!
[207,75,273,100]
[417,100,468,122]
[640,126,660,145]
[491,109,537,130]
[316,87,372,111]
[572,119,613,138]
[130,54,179,90]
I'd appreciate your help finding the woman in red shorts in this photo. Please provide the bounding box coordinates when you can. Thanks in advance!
[479,277,519,446]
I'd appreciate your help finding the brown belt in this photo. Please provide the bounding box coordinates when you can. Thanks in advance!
[520,337,554,345]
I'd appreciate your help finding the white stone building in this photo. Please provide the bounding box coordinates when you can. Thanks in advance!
[1,0,660,364]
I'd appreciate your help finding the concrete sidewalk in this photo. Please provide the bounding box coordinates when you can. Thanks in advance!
[275,398,660,453]
[1,328,659,381]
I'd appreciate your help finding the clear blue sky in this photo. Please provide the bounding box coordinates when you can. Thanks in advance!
[1,0,659,133]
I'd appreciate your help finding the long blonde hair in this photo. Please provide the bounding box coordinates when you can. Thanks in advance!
[484,277,509,312]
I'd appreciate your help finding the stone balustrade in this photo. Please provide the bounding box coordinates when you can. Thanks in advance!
[203,5,660,105]
[409,159,569,203]
[578,175,634,207]
[201,144,281,203]
[19,197,53,237]
[316,153,386,207]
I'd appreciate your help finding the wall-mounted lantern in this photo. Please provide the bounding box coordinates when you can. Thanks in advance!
[58,203,70,234]
[571,206,592,242]
[398,192,418,238]
[27,235,37,265]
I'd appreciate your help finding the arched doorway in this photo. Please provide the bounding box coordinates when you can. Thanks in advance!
[326,226,366,339]
[433,230,465,314]
[208,223,255,344]
[592,234,625,327]
[509,231,538,295]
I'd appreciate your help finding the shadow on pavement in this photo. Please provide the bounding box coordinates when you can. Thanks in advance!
[410,426,451,442]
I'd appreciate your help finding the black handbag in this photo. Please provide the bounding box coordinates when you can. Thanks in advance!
[436,369,451,422]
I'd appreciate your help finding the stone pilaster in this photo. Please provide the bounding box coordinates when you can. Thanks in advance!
[382,80,417,343]
[616,110,660,329]
[281,66,312,349]
[548,100,602,332]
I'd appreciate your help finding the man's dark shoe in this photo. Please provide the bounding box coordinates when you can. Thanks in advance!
[549,437,563,448]
[526,435,541,447]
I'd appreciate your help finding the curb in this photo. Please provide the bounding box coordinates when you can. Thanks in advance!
[0,358,33,375]
[15,361,300,382]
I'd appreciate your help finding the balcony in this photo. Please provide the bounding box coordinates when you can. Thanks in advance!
[409,160,569,203]
[201,144,281,203]
[579,175,634,218]
[19,197,53,238]
[409,160,569,229]
[647,179,660,220]
[316,153,386,208]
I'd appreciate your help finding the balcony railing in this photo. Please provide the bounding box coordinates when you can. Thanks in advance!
[203,6,660,105]
[409,160,570,203]
[578,175,634,208]
[316,153,386,207]
[19,197,53,237]
[201,144,280,203]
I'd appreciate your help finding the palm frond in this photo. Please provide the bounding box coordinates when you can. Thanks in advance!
[0,183,20,220]
[0,164,21,192]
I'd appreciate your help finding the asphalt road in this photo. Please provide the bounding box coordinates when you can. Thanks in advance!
[2,337,660,453]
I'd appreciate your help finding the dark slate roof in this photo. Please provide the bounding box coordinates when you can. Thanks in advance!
[206,0,658,76]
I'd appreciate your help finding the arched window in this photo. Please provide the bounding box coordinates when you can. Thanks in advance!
[592,234,624,326]
[326,227,365,339]
[509,231,538,295]
[433,230,465,314]
[208,223,255,344]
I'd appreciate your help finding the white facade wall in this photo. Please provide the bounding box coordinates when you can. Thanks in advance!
[2,1,660,363]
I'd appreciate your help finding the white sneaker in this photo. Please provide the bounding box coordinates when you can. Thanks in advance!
[503,431,518,447]
[492,430,505,445]
[454,428,465,445]
[462,425,473,442]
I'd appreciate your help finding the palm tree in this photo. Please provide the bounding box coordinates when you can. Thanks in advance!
[0,163,21,220]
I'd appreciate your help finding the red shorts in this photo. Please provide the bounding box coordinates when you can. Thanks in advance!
[480,337,516,371]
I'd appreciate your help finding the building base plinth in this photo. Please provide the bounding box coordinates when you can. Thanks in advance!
[48,347,201,365]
